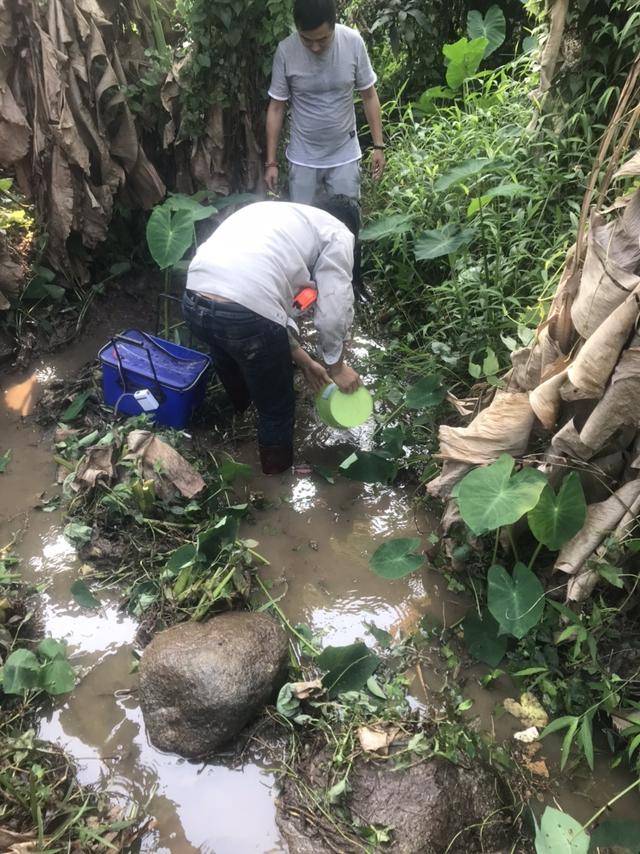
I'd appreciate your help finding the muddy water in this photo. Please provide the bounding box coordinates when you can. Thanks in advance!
[2,310,639,851]
[1,319,449,851]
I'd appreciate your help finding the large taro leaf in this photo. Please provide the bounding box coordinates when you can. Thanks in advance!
[434,158,491,192]
[589,820,640,853]
[2,648,41,694]
[467,6,506,57]
[535,807,589,854]
[146,205,194,270]
[405,375,445,409]
[457,454,547,535]
[318,642,380,697]
[414,224,475,260]
[488,563,545,639]
[339,451,397,484]
[528,472,587,551]
[467,183,528,218]
[462,608,507,666]
[359,213,413,241]
[370,537,424,579]
[442,37,488,90]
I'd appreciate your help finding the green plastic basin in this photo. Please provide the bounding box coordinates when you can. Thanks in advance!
[316,383,373,429]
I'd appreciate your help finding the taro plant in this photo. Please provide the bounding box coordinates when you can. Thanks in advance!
[1,638,75,697]
[145,192,218,337]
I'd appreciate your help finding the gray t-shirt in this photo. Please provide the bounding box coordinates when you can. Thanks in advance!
[268,24,377,169]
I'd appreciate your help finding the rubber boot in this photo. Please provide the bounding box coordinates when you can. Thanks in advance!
[259,444,293,475]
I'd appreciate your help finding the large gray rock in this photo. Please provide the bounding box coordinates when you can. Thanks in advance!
[277,749,513,853]
[139,612,288,758]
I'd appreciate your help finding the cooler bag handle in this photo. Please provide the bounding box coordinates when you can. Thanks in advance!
[110,334,166,403]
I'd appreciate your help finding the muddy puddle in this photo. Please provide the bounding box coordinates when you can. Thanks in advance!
[2,305,639,851]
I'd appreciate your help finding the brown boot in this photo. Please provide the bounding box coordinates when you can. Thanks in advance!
[259,444,293,475]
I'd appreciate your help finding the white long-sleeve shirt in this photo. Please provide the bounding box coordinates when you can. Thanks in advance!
[186,201,355,365]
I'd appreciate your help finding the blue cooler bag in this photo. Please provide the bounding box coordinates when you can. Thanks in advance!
[99,330,212,429]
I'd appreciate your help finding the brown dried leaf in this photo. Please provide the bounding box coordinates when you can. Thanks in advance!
[290,679,324,700]
[357,724,400,755]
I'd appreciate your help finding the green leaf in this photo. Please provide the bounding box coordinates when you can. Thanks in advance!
[327,776,349,804]
[523,35,539,55]
[370,537,424,579]
[462,609,507,666]
[434,158,491,191]
[560,717,579,769]
[2,649,41,694]
[467,183,528,217]
[378,426,405,457]
[63,522,93,548]
[162,543,197,580]
[415,224,475,260]
[364,621,392,649]
[339,451,397,484]
[164,193,217,221]
[414,86,456,115]
[197,516,239,558]
[276,683,301,718]
[22,277,66,301]
[218,459,253,482]
[317,642,380,697]
[457,454,547,534]
[597,563,625,588]
[467,6,506,57]
[535,807,589,854]
[405,375,445,409]
[70,579,101,610]
[487,563,545,639]
[540,715,579,738]
[589,820,640,852]
[366,675,387,699]
[0,177,13,191]
[528,473,587,550]
[37,638,68,661]
[60,390,92,422]
[359,213,413,241]
[40,658,75,695]
[146,205,194,269]
[0,449,11,473]
[580,715,594,770]
[442,37,488,89]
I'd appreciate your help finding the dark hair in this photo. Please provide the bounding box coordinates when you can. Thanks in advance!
[293,0,336,31]
[318,194,360,236]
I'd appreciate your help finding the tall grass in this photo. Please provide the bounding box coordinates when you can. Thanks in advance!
[362,61,596,383]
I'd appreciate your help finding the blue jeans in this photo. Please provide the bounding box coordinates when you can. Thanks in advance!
[182,291,295,448]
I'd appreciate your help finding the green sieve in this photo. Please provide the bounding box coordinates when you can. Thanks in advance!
[316,383,373,429]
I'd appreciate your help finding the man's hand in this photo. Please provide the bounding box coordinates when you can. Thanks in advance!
[328,362,361,394]
[371,149,386,181]
[302,359,332,393]
[265,165,279,193]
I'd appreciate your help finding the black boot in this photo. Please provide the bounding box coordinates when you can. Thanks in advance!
[259,444,293,475]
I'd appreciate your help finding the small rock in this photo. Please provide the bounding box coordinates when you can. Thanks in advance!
[139,612,288,758]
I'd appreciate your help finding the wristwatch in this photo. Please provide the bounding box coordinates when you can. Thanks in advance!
[372,144,385,150]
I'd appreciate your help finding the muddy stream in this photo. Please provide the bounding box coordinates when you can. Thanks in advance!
[1,303,638,852]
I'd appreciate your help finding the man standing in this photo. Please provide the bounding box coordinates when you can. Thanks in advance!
[183,200,361,475]
[265,0,385,204]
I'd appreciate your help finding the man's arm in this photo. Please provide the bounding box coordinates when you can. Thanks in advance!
[265,98,287,193]
[360,85,385,182]
[312,233,361,394]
